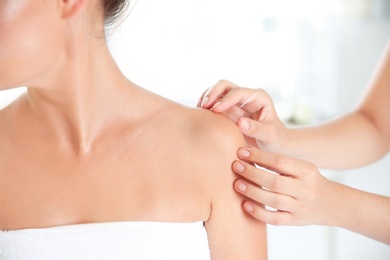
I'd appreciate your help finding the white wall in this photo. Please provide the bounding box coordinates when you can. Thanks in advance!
[108,0,325,106]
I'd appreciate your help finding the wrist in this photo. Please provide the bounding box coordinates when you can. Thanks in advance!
[280,127,300,156]
[318,180,352,227]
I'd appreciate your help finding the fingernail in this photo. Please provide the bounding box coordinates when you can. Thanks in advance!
[244,203,254,212]
[211,101,221,111]
[196,98,202,107]
[240,119,249,131]
[201,96,209,108]
[235,181,247,192]
[238,149,250,158]
[233,161,245,173]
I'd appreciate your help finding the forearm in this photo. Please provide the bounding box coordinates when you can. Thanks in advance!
[283,112,388,170]
[282,40,390,170]
[325,181,390,245]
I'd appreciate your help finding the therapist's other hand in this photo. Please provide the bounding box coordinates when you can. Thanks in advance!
[197,80,287,150]
[233,147,337,226]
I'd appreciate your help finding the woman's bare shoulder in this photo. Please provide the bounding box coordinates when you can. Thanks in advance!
[168,105,246,179]
[179,106,246,149]
[130,92,245,167]
[155,101,246,169]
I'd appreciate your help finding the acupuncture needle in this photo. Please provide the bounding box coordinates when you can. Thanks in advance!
[240,92,258,108]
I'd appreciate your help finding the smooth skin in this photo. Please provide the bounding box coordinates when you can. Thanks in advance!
[0,0,267,259]
[198,40,390,244]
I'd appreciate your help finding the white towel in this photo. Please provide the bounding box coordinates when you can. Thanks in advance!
[0,221,211,260]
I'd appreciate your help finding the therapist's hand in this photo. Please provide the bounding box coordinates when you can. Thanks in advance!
[197,80,287,151]
[233,147,338,226]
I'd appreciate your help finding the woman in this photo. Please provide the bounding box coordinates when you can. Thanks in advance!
[0,0,267,259]
[198,40,390,244]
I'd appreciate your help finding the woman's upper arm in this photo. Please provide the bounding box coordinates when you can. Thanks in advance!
[205,184,267,260]
[200,113,267,260]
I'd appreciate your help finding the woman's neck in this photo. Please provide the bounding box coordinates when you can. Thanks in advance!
[21,40,136,155]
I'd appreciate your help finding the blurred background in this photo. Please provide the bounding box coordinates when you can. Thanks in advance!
[1,0,389,258]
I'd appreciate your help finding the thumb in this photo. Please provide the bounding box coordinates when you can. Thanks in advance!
[237,117,264,141]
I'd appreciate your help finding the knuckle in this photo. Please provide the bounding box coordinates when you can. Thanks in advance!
[269,214,286,226]
[256,88,271,100]
[273,155,288,169]
[245,187,257,200]
[253,87,263,93]
[217,79,230,86]
[247,147,261,160]
[272,197,284,210]
[249,121,259,133]
[305,161,318,174]
[269,176,283,191]
[250,206,265,221]
[246,121,261,137]
[300,161,317,178]
[256,88,267,96]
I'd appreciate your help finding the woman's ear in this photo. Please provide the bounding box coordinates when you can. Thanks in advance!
[59,0,87,19]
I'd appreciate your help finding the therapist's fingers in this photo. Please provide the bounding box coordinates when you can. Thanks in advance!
[236,117,268,144]
[237,147,312,179]
[197,80,238,109]
[210,87,259,112]
[232,147,332,226]
[234,179,298,212]
[197,87,211,108]
[232,160,297,197]
[211,88,271,116]
[236,116,288,152]
[242,201,293,226]
[233,163,297,225]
